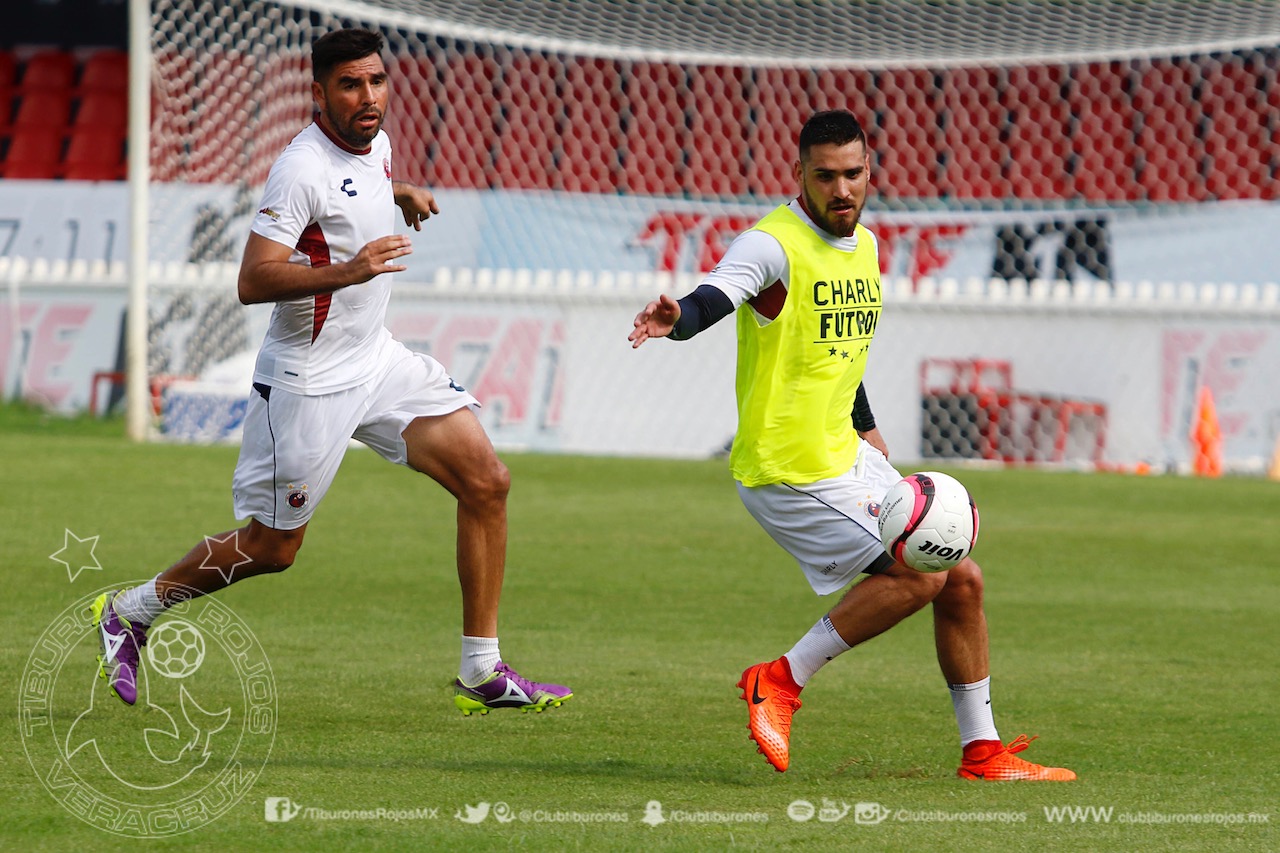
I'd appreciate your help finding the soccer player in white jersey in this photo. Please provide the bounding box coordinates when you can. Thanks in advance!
[92,28,570,717]
[630,110,1073,780]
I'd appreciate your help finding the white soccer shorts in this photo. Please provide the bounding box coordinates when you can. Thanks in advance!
[737,441,903,596]
[232,340,478,530]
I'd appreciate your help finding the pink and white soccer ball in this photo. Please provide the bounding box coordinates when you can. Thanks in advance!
[877,471,979,572]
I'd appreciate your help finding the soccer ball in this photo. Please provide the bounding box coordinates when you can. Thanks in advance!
[147,619,207,679]
[877,472,979,572]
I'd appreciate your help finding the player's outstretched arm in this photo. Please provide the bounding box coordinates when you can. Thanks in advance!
[629,293,681,348]
[392,181,439,231]
[238,232,411,305]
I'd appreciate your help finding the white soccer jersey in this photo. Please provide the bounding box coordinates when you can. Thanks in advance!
[702,198,877,317]
[249,121,398,395]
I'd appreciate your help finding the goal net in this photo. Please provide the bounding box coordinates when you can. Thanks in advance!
[135,0,1280,469]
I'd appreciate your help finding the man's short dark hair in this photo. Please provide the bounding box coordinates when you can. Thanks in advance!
[799,110,867,159]
[312,28,385,82]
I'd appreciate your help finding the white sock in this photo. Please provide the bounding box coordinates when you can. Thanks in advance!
[114,576,167,627]
[949,676,1000,747]
[783,615,851,687]
[460,635,501,685]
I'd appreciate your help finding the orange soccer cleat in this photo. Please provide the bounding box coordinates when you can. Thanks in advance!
[737,658,803,772]
[958,734,1077,781]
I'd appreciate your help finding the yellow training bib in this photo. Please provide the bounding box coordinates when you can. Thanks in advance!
[730,206,883,486]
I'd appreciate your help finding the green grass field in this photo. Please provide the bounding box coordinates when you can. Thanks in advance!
[3,403,1277,851]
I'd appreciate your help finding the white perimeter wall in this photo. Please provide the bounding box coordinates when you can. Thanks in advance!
[3,263,1277,472]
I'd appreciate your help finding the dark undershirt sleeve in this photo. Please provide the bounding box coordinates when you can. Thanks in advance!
[668,284,736,341]
[852,382,877,432]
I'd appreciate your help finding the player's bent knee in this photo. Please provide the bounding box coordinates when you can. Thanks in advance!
[244,524,305,571]
[460,457,510,508]
[890,562,949,603]
[940,557,984,607]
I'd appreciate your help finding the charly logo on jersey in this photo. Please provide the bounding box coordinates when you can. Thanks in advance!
[383,157,392,180]
[339,178,357,197]
[812,277,882,351]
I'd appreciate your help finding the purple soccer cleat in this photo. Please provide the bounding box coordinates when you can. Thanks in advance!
[453,662,573,716]
[91,591,148,705]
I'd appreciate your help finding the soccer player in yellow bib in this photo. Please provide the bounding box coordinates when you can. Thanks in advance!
[630,110,1074,781]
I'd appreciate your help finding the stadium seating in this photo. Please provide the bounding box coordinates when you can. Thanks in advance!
[64,125,125,180]
[746,67,811,198]
[19,51,76,93]
[622,61,689,196]
[493,52,561,191]
[557,56,622,193]
[1,126,63,178]
[0,49,127,180]
[940,66,1009,199]
[78,49,128,93]
[0,44,1276,201]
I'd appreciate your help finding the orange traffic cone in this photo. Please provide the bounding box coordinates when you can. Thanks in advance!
[1190,385,1223,477]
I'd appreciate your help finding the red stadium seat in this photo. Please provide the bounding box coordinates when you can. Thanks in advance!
[748,67,813,197]
[74,89,127,129]
[1069,61,1141,201]
[12,89,72,129]
[684,64,750,197]
[20,51,76,93]
[248,50,311,184]
[1201,58,1271,201]
[493,52,561,191]
[941,66,1009,199]
[867,68,943,199]
[1269,65,1280,200]
[622,61,688,196]
[183,52,261,184]
[431,49,500,189]
[1134,58,1207,202]
[0,51,15,91]
[2,127,63,178]
[558,57,622,193]
[386,54,443,187]
[0,51,16,130]
[79,49,129,93]
[149,48,195,182]
[63,125,125,180]
[1005,65,1071,199]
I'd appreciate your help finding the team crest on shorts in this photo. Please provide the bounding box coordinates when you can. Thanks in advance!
[286,483,309,511]
[864,500,881,520]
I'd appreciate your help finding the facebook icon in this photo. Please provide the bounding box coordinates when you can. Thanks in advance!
[265,797,302,822]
